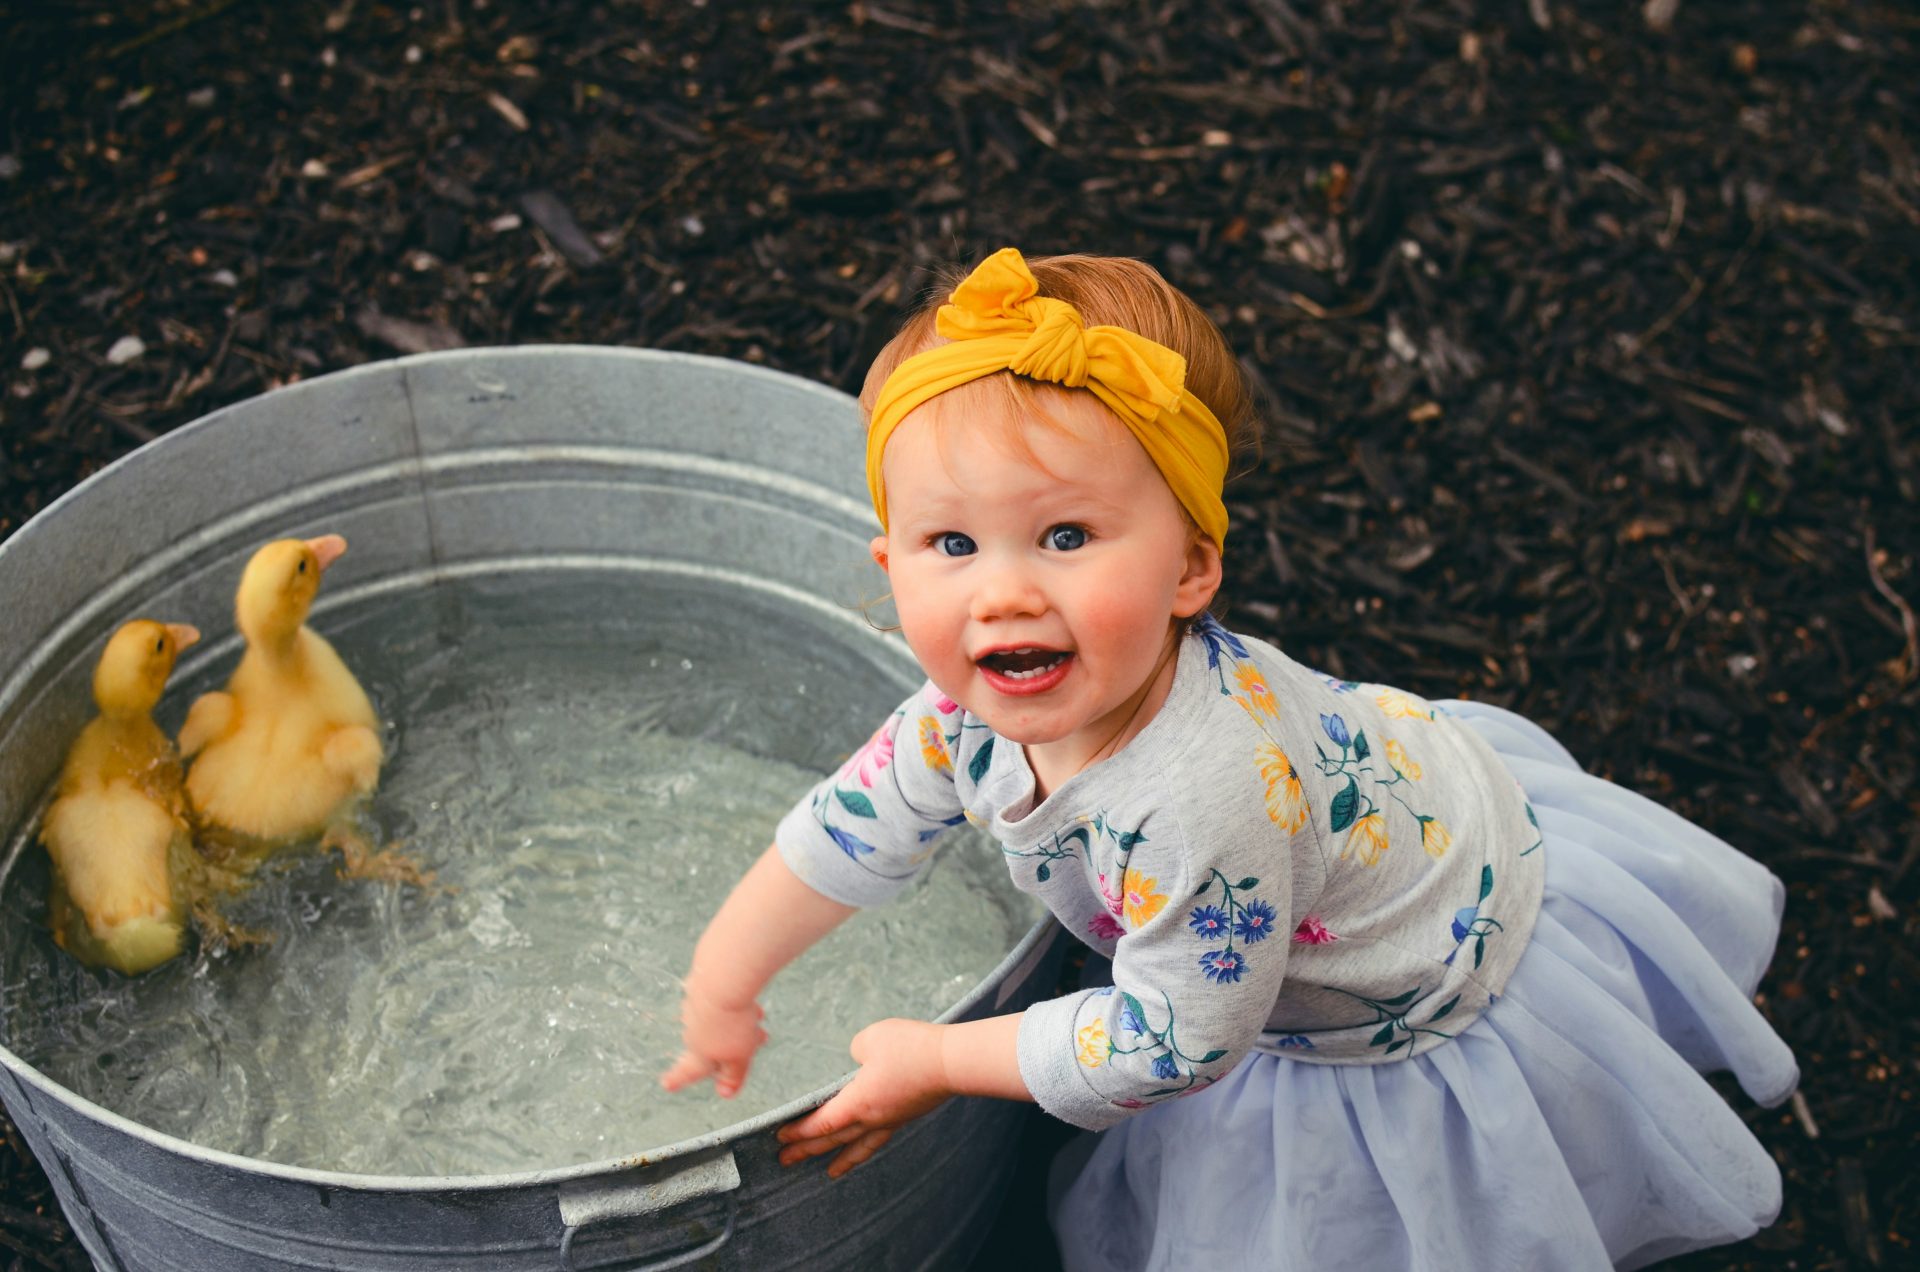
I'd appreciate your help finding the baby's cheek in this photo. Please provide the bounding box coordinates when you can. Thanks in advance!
[1081,588,1172,661]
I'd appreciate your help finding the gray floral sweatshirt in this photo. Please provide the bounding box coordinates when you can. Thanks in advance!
[775,617,1544,1132]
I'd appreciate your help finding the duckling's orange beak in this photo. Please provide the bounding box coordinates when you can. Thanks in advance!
[164,624,201,651]
[306,535,348,574]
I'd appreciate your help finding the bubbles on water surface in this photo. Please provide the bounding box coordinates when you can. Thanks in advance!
[0,575,1039,1176]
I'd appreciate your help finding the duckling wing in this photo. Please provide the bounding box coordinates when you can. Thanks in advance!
[41,782,183,935]
[178,690,236,758]
[320,724,383,794]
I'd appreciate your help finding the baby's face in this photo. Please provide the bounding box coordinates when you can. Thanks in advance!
[873,392,1219,770]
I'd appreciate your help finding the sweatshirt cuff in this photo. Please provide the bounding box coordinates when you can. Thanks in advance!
[1017,991,1129,1132]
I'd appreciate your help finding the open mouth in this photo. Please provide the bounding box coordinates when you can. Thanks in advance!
[977,647,1074,691]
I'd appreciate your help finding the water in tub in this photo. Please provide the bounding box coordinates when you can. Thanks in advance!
[0,574,1042,1176]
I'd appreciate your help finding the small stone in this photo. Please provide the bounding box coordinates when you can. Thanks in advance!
[404,45,423,64]
[106,335,146,365]
[300,158,330,179]
[680,214,705,236]
[21,347,50,371]
[187,86,217,108]
[209,268,239,288]
[0,154,20,180]
[488,212,522,232]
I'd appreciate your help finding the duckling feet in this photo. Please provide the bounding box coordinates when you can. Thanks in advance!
[191,900,274,956]
[323,825,437,891]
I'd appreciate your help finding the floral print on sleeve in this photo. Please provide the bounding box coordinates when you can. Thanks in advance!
[785,686,970,897]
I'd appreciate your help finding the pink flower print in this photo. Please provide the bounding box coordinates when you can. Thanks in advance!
[848,723,895,788]
[922,685,961,715]
[1087,912,1126,942]
[1096,872,1125,918]
[1292,915,1339,945]
[1113,1098,1149,1110]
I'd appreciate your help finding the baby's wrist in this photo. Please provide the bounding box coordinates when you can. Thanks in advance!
[682,965,758,1011]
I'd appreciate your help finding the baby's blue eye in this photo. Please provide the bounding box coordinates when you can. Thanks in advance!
[935,532,977,557]
[1048,525,1088,551]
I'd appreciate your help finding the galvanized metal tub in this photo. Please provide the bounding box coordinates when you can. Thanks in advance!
[0,347,1064,1271]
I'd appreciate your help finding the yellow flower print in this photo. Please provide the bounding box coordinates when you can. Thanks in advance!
[918,715,953,777]
[1121,868,1168,928]
[1384,738,1422,780]
[1076,1020,1109,1069]
[1421,817,1452,859]
[1376,687,1434,720]
[1233,662,1279,721]
[1257,743,1309,832]
[1342,812,1390,867]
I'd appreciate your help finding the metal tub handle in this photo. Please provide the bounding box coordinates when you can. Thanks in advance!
[557,1150,741,1272]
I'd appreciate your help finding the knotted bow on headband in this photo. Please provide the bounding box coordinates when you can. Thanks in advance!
[866,247,1230,549]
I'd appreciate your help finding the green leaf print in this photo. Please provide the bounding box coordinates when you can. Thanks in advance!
[1479,864,1494,901]
[1197,1049,1227,1063]
[968,737,994,784]
[1037,862,1051,882]
[1379,987,1421,1007]
[1235,877,1260,890]
[1473,936,1486,969]
[1329,779,1359,833]
[1370,1022,1396,1047]
[1431,994,1460,1021]
[1385,1038,1410,1055]
[1354,730,1370,761]
[834,789,877,819]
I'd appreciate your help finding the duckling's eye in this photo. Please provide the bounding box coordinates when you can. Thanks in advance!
[933,532,977,558]
[297,560,308,574]
[1047,525,1088,551]
[155,638,165,653]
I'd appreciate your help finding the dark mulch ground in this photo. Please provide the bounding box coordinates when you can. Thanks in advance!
[3,1,1916,1268]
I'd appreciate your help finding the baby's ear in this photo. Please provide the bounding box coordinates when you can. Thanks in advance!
[1172,535,1223,619]
[869,535,890,572]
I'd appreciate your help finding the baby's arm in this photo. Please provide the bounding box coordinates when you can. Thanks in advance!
[660,844,855,1097]
[665,683,967,1102]
[775,1012,1030,1177]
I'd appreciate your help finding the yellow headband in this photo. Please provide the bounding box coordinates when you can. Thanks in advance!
[866,247,1230,550]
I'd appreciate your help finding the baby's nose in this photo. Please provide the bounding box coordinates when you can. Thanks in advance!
[969,560,1047,621]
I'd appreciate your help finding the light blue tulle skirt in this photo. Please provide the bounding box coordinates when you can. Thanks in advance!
[1050,700,1799,1272]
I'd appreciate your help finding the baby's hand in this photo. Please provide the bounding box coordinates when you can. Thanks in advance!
[775,1018,950,1178]
[659,985,769,1099]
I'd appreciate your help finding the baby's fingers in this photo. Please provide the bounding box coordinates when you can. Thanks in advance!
[714,1055,755,1099]
[658,1051,715,1093]
[777,1122,869,1167]
[827,1129,893,1179]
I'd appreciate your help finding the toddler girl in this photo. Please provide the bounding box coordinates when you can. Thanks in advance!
[661,247,1797,1269]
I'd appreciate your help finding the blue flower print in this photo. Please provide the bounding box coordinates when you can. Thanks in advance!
[1270,1034,1316,1050]
[1450,904,1479,944]
[1320,713,1352,749]
[1193,614,1249,669]
[1188,905,1230,939]
[1118,996,1147,1035]
[1233,899,1278,943]
[1151,1053,1180,1080]
[1199,949,1246,984]
[826,825,876,860]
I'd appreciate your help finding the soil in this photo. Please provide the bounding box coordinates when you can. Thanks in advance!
[2,2,1916,1269]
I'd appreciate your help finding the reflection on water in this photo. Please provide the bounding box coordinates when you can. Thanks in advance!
[0,574,1038,1176]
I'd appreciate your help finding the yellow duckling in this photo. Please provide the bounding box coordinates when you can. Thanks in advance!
[181,535,426,886]
[40,620,201,975]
